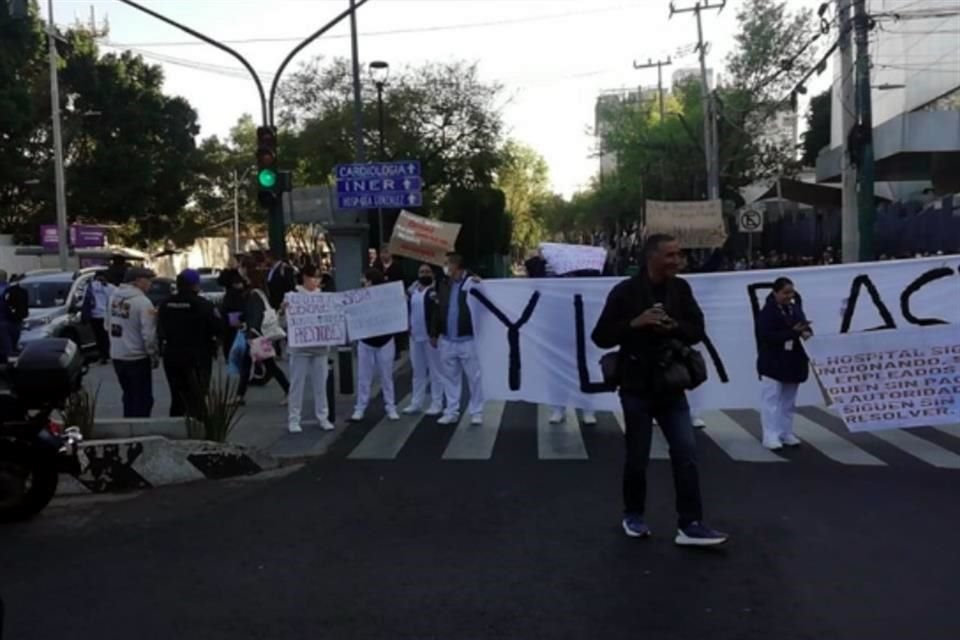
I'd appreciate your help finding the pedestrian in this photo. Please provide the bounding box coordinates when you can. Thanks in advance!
[592,234,728,546]
[0,271,27,361]
[430,253,484,426]
[105,254,128,286]
[757,277,812,450]
[236,272,290,406]
[403,263,444,416]
[107,267,158,418]
[284,265,334,433]
[266,251,297,310]
[374,244,405,284]
[350,269,399,422]
[157,269,220,419]
[86,271,115,363]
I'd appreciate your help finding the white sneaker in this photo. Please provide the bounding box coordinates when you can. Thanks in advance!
[762,437,783,451]
[781,433,801,447]
[470,414,483,426]
[402,405,420,415]
[437,413,459,425]
[386,408,400,421]
[548,409,565,424]
[318,419,335,432]
[288,422,303,434]
[582,411,597,425]
[350,410,364,422]
[692,417,706,429]
[425,405,443,417]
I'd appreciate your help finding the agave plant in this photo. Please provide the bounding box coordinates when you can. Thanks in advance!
[200,370,242,443]
[60,385,100,440]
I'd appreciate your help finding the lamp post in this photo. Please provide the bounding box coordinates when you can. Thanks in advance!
[369,60,389,249]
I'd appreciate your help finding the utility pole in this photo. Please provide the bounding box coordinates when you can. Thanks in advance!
[670,1,725,201]
[837,0,858,263]
[852,0,875,261]
[47,0,69,271]
[632,57,673,122]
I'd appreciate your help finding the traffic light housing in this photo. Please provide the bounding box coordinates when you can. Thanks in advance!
[256,125,278,207]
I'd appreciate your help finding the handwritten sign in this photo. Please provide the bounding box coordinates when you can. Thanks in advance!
[805,325,960,432]
[388,210,461,266]
[342,280,409,341]
[539,242,607,275]
[645,199,727,248]
[285,292,346,348]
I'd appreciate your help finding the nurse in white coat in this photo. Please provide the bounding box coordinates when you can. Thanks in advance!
[404,264,445,415]
[284,265,334,434]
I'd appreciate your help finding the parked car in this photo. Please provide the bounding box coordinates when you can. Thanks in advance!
[146,277,176,307]
[15,271,99,360]
[198,274,226,305]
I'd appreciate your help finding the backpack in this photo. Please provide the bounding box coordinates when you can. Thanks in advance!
[3,285,28,322]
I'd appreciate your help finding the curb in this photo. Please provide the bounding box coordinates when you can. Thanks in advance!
[57,436,281,495]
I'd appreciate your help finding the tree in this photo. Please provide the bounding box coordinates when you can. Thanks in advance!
[439,187,511,271]
[801,88,831,166]
[496,140,550,254]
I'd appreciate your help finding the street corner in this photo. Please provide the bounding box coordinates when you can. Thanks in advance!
[61,436,281,496]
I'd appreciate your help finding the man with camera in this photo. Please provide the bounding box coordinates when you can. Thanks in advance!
[592,234,727,547]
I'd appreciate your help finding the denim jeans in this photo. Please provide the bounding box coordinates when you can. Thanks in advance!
[113,358,154,418]
[620,391,703,528]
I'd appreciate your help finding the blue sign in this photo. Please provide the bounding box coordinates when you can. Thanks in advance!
[334,160,422,209]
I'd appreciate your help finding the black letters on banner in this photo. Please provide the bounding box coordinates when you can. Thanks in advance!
[469,289,540,391]
[839,275,898,333]
[900,267,954,326]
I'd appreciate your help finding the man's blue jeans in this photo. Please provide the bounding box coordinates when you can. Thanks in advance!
[620,391,704,528]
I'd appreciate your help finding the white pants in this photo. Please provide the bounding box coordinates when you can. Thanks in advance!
[288,350,329,426]
[760,376,800,443]
[440,338,484,418]
[410,338,444,410]
[355,340,396,413]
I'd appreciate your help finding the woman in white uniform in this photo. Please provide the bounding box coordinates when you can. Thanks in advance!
[285,265,334,433]
[403,264,445,416]
[350,269,399,422]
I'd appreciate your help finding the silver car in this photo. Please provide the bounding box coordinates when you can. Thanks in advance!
[16,271,99,359]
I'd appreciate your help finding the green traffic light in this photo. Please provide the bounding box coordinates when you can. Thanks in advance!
[258,168,277,189]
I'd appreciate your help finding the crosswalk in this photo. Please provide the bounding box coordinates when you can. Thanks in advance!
[341,402,960,470]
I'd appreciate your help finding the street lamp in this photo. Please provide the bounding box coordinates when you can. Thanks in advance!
[368,60,389,247]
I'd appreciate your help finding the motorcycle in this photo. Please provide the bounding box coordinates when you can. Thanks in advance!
[0,338,85,523]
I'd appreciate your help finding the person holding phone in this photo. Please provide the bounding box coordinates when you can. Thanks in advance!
[756,277,813,450]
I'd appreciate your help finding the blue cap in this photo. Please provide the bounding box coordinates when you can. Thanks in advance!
[178,269,200,286]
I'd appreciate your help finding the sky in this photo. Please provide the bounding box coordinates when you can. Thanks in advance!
[46,0,829,197]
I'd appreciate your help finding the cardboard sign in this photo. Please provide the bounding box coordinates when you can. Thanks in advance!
[388,210,461,266]
[539,242,607,275]
[645,199,727,248]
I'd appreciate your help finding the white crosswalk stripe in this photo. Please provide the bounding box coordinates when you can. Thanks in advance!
[442,401,505,460]
[869,429,960,469]
[613,412,669,459]
[347,393,420,460]
[791,414,886,466]
[932,424,960,440]
[537,405,588,460]
[696,410,786,463]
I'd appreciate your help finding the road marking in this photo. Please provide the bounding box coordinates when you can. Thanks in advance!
[613,412,669,459]
[442,401,505,460]
[347,393,420,460]
[869,429,960,469]
[698,410,786,463]
[791,414,886,466]
[932,424,960,440]
[537,405,588,460]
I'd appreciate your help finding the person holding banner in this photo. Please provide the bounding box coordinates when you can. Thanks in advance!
[592,234,727,547]
[284,265,335,434]
[350,269,400,422]
[403,264,445,416]
[756,277,812,450]
[431,254,484,426]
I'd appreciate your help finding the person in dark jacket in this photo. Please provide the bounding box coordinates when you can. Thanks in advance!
[374,245,405,284]
[266,252,297,310]
[219,270,248,361]
[592,233,727,547]
[756,277,812,450]
[430,253,484,426]
[350,269,399,422]
[236,273,290,405]
[402,263,444,416]
[158,269,220,418]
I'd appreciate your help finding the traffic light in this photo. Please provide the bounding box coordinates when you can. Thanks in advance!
[256,125,278,207]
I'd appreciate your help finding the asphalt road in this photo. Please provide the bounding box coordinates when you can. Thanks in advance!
[2,396,959,639]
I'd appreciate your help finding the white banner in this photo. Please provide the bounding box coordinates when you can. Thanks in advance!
[645,199,727,248]
[804,325,960,432]
[466,255,960,412]
[343,280,409,341]
[539,242,607,275]
[285,292,346,347]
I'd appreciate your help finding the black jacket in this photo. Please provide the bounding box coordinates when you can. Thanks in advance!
[430,275,474,340]
[591,272,705,394]
[756,294,811,383]
[158,291,220,363]
[375,259,405,285]
[266,262,296,310]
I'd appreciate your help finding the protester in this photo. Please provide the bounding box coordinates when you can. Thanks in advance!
[403,263,445,416]
[85,271,115,363]
[105,254,129,286]
[157,269,220,419]
[0,271,27,361]
[266,251,297,310]
[375,245,405,284]
[431,253,484,426]
[236,272,290,406]
[284,265,334,433]
[107,267,158,418]
[592,234,727,546]
[220,270,248,361]
[351,269,399,422]
[757,277,812,450]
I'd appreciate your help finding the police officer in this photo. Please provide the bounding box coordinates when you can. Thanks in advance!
[158,269,220,419]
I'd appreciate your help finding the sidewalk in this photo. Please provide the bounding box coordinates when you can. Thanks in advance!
[84,352,410,462]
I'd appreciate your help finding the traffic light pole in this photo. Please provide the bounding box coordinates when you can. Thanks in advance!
[853,0,875,261]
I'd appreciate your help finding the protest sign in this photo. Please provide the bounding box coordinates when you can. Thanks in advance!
[645,199,727,248]
[342,280,409,341]
[284,292,346,348]
[388,210,461,266]
[539,242,607,275]
[804,325,960,432]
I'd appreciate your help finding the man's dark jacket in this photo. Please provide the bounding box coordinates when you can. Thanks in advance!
[591,272,705,394]
[430,275,474,340]
[158,291,220,363]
